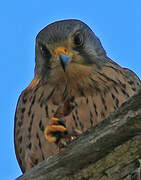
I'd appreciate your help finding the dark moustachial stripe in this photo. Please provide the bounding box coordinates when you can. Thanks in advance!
[73,48,102,68]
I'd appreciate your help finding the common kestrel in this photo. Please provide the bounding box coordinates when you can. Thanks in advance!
[14,19,141,173]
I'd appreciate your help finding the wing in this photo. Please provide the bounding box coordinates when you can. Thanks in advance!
[124,68,141,92]
[14,79,61,172]
[63,61,140,134]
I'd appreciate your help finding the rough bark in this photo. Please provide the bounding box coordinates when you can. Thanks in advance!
[17,89,141,180]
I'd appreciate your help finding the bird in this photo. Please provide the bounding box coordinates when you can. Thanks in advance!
[14,19,141,173]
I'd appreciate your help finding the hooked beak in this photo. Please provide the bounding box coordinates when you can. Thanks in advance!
[58,53,70,72]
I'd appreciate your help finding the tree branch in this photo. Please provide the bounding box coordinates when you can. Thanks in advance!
[17,89,141,180]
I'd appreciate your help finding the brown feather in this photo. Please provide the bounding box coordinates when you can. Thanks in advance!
[14,19,141,173]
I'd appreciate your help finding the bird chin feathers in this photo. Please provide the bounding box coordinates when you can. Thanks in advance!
[47,62,93,85]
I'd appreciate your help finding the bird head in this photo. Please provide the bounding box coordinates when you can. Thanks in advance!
[35,19,107,84]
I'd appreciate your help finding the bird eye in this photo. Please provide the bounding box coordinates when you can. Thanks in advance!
[73,32,83,46]
[40,44,51,58]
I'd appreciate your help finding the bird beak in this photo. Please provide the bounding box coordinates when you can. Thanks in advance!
[58,53,70,72]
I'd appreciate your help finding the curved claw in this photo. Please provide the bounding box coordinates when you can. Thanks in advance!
[44,118,67,143]
[44,117,83,146]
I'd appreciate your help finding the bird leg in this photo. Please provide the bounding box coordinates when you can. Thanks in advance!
[44,96,82,147]
[44,117,67,144]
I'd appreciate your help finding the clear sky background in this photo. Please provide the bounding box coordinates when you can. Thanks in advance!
[1,1,141,179]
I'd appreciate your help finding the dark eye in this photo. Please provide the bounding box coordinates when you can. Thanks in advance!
[40,44,51,58]
[73,33,83,46]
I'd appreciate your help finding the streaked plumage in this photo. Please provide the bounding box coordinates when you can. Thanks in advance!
[14,19,141,173]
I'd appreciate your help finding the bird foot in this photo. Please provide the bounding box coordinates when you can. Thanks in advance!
[44,117,67,144]
[44,117,82,148]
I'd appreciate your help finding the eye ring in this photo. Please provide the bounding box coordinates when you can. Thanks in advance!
[73,32,83,46]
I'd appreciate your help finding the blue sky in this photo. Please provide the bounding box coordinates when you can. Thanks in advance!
[1,1,141,179]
